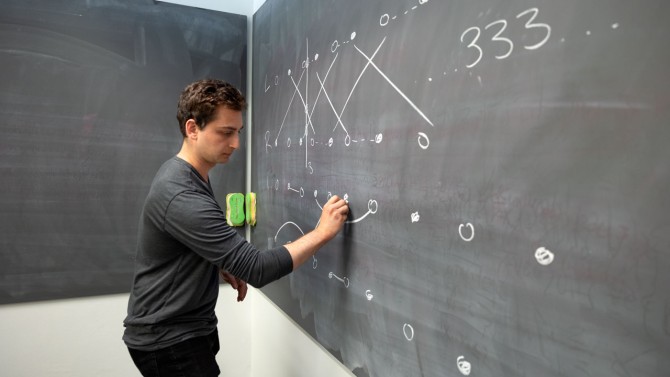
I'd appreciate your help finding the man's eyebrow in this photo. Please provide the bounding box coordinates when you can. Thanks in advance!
[220,126,244,131]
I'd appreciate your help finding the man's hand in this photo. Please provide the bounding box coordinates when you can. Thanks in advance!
[315,195,349,240]
[220,270,248,302]
[284,195,349,270]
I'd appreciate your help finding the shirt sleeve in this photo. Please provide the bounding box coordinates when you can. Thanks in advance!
[163,190,293,288]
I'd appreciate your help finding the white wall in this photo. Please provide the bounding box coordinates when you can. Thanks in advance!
[0,1,354,377]
[251,290,355,377]
[0,288,352,377]
[0,289,251,376]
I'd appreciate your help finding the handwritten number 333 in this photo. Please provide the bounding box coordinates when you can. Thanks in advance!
[460,8,551,68]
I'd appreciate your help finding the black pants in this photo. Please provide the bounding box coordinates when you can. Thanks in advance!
[128,330,220,377]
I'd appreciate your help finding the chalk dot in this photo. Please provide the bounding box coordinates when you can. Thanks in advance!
[454,68,458,72]
[535,247,555,266]
[314,53,319,61]
[560,38,565,43]
[428,77,432,82]
[380,14,389,26]
[586,30,591,36]
[314,190,318,198]
[611,23,619,29]
[457,356,472,376]
[288,69,292,75]
[403,323,414,341]
[350,31,357,40]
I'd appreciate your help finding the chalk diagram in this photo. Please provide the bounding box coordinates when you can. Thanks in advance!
[256,0,625,374]
[263,0,446,362]
[267,2,437,303]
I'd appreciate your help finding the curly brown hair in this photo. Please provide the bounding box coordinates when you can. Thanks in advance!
[176,79,247,137]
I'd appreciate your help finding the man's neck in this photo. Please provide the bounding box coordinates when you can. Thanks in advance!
[176,144,212,182]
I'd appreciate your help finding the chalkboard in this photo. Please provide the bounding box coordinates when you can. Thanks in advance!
[251,0,670,376]
[0,0,247,304]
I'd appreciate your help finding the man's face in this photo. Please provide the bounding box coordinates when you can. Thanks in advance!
[195,106,243,165]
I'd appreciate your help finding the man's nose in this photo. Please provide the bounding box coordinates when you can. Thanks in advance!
[230,133,240,149]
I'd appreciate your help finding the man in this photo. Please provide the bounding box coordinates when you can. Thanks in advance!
[123,79,349,376]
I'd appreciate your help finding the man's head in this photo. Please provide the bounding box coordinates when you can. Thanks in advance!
[176,80,247,168]
[176,79,247,137]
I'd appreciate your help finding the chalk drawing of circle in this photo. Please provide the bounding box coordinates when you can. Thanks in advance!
[403,324,414,341]
[314,190,318,198]
[368,199,378,214]
[302,60,306,68]
[380,14,390,26]
[287,138,291,147]
[375,133,383,143]
[275,179,279,190]
[299,187,305,197]
[311,138,315,146]
[312,257,318,269]
[350,31,357,40]
[343,193,349,202]
[419,0,430,4]
[299,137,303,146]
[328,272,334,279]
[343,277,350,288]
[458,223,475,242]
[535,247,555,266]
[328,137,334,147]
[314,53,319,61]
[344,134,351,146]
[274,75,279,85]
[365,290,373,300]
[331,40,340,53]
[457,356,471,376]
[327,192,333,200]
[417,132,430,149]
[288,69,291,75]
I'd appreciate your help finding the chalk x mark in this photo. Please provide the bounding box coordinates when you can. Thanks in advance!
[354,39,434,126]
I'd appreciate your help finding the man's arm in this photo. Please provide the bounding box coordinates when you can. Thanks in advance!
[284,195,349,270]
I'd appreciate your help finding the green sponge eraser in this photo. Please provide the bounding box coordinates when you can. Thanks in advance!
[226,193,245,227]
[245,192,257,226]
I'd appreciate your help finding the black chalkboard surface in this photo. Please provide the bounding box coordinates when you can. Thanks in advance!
[0,0,247,304]
[251,0,670,376]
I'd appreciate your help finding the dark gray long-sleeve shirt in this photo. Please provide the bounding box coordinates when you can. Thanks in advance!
[123,157,292,351]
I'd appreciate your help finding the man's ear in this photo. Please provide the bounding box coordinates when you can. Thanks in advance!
[184,119,199,140]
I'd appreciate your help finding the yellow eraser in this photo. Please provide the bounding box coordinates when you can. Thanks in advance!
[226,193,245,227]
[245,192,256,226]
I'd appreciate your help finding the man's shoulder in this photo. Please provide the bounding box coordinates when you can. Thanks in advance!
[145,158,191,202]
